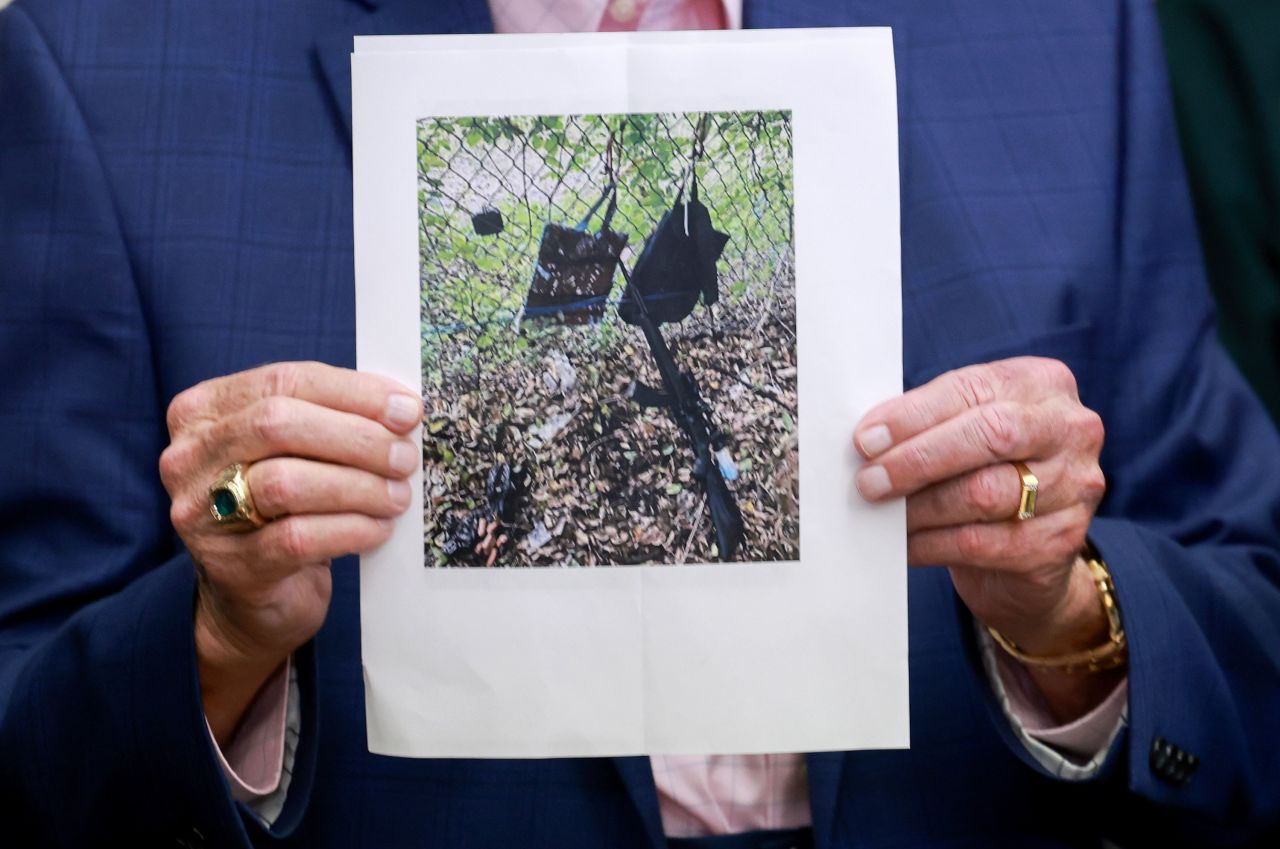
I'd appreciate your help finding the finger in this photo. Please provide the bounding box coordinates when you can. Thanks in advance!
[906,458,1098,532]
[906,504,1091,572]
[246,458,413,520]
[250,513,395,578]
[853,358,1077,459]
[857,399,1069,500]
[208,396,419,479]
[168,361,422,437]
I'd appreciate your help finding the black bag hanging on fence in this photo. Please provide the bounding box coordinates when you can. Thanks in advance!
[522,182,628,325]
[471,206,503,236]
[618,164,729,326]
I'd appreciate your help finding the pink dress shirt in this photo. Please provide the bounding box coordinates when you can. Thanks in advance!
[211,0,1129,838]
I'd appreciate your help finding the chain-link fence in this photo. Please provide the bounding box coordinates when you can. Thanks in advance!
[417,109,797,567]
[418,110,793,381]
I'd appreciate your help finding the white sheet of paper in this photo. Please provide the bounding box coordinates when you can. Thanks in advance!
[353,28,906,758]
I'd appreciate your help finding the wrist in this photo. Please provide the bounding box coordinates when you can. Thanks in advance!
[988,550,1129,723]
[195,596,289,747]
[1013,554,1110,657]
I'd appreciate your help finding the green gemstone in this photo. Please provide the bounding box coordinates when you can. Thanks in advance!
[212,488,239,519]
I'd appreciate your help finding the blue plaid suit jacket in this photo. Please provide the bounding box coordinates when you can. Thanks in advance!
[1,1,1278,847]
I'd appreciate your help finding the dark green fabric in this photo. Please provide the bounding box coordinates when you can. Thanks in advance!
[1158,0,1280,423]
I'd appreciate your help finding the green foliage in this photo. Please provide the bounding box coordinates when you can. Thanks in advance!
[417,110,794,392]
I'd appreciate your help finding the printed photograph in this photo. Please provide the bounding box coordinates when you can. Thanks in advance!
[418,110,797,567]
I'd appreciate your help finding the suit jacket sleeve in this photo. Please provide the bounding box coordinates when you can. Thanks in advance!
[967,3,1280,843]
[0,6,317,846]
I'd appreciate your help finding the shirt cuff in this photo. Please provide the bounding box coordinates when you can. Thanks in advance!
[978,625,1128,779]
[207,657,290,802]
[994,642,1128,756]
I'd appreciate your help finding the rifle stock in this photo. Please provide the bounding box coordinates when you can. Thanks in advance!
[700,455,745,560]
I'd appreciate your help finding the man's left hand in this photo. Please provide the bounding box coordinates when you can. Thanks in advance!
[853,357,1116,718]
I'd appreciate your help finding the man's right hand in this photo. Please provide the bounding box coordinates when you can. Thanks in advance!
[158,362,422,745]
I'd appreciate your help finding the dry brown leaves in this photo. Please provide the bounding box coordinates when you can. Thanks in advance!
[424,274,799,567]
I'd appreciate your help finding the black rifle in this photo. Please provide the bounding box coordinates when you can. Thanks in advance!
[618,262,745,561]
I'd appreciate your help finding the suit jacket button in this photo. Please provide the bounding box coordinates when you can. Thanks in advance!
[1150,736,1199,787]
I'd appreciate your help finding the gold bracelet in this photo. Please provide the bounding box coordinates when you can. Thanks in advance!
[987,548,1127,674]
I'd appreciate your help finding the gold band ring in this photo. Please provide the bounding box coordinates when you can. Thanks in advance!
[1012,461,1039,521]
[208,463,265,529]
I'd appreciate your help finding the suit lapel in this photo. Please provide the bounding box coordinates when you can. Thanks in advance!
[314,0,495,140]
[806,752,847,848]
[614,757,668,849]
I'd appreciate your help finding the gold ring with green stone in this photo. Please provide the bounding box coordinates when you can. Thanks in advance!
[208,463,265,529]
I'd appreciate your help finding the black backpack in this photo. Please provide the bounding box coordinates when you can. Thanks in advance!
[618,170,729,326]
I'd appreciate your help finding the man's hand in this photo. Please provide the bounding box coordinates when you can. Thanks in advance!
[473,517,509,568]
[853,357,1118,720]
[159,362,422,745]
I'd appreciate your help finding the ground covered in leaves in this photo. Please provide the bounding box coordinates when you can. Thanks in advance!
[423,261,798,567]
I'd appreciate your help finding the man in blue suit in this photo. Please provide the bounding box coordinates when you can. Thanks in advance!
[1,1,1278,847]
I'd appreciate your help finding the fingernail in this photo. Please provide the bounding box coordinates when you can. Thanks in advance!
[857,424,892,457]
[387,478,412,508]
[856,464,892,500]
[377,518,395,532]
[388,441,417,475]
[385,394,420,430]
